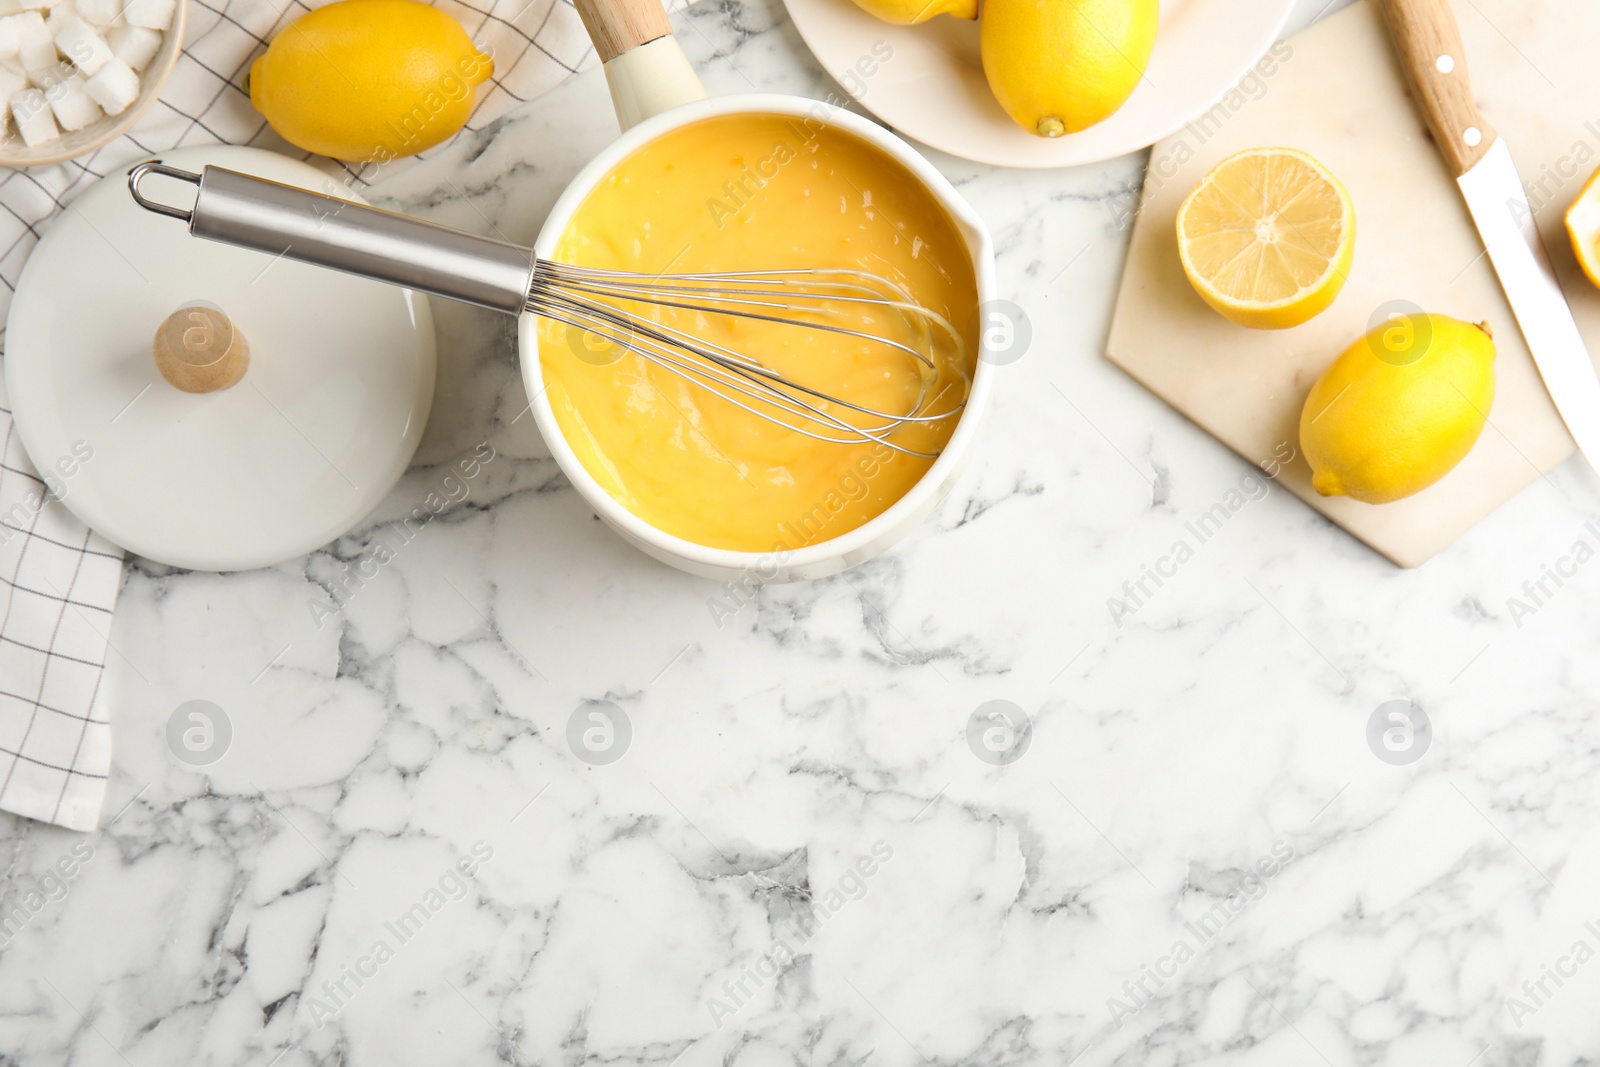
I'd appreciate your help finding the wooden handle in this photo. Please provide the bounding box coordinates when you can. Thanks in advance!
[1378,0,1497,176]
[574,0,672,62]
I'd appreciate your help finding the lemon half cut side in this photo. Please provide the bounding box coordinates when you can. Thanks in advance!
[1177,147,1356,330]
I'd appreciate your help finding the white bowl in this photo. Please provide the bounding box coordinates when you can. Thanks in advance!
[0,0,187,168]
[519,93,996,582]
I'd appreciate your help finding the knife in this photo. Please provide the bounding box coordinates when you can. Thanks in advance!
[1379,0,1600,470]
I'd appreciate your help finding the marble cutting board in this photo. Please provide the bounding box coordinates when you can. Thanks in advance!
[1107,0,1600,568]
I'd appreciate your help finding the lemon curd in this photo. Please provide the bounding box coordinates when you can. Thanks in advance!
[538,112,978,553]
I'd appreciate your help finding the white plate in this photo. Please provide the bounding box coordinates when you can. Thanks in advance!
[783,0,1296,168]
[5,145,436,572]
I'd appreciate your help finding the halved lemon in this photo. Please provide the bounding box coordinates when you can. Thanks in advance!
[1176,147,1356,330]
[1565,166,1600,290]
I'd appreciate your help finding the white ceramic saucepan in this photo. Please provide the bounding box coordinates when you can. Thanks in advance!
[128,0,997,581]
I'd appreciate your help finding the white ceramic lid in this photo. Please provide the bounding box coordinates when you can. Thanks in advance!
[4,145,436,572]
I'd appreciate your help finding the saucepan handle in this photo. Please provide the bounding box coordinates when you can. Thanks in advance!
[574,0,706,130]
[128,161,538,315]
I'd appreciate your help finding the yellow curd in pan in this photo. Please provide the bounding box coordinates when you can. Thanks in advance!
[538,112,978,553]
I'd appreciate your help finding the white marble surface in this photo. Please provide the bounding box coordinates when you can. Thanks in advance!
[7,0,1600,1064]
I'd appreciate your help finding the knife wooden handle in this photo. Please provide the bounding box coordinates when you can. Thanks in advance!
[1378,0,1498,176]
[574,0,673,62]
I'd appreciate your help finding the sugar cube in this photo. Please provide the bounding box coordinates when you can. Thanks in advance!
[122,0,169,29]
[107,22,158,70]
[18,0,58,10]
[0,15,20,57]
[0,64,25,103]
[10,86,58,143]
[81,53,132,112]
[26,55,65,87]
[5,11,54,73]
[55,16,111,74]
[0,0,22,15]
[73,0,116,23]
[44,0,74,33]
[47,71,98,128]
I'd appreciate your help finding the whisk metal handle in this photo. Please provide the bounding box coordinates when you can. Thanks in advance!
[128,162,537,315]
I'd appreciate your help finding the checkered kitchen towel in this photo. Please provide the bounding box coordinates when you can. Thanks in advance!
[0,0,654,829]
[0,389,121,832]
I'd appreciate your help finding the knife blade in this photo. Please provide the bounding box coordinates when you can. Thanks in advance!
[1381,0,1600,470]
[1458,140,1600,464]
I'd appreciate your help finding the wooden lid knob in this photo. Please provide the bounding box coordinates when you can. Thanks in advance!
[154,304,250,394]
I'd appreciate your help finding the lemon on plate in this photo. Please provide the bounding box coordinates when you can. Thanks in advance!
[1565,164,1600,289]
[1177,147,1355,330]
[1300,314,1496,504]
[848,0,975,25]
[249,0,493,162]
[980,0,1157,138]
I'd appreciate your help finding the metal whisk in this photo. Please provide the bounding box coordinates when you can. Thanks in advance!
[130,162,968,457]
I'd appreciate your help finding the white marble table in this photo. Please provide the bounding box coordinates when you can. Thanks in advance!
[7,0,1600,1064]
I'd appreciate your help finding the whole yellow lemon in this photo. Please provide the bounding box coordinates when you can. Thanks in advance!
[847,0,975,25]
[980,0,1158,138]
[248,0,493,162]
[1300,314,1496,504]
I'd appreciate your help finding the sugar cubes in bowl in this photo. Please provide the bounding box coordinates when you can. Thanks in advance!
[0,0,185,166]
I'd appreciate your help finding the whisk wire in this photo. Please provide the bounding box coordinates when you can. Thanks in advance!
[538,269,941,372]
[528,262,969,453]
[528,292,947,455]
